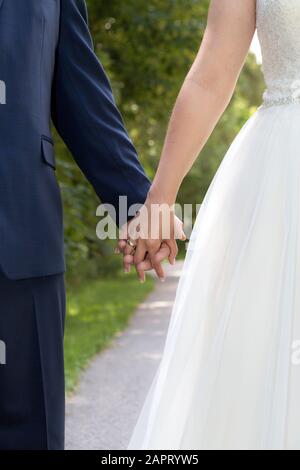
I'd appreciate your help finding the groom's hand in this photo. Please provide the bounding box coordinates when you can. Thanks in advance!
[117,228,171,282]
[116,206,185,282]
[118,239,171,283]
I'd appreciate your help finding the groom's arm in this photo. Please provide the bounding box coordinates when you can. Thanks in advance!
[51,0,151,226]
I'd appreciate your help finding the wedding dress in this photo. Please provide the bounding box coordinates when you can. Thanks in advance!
[128,0,300,450]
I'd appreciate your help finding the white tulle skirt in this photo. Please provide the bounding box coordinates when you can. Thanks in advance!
[128,103,300,451]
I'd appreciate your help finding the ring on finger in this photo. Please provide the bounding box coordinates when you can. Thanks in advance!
[126,238,137,249]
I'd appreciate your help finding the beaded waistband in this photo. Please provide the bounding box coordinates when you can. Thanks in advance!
[261,81,300,108]
[261,95,300,108]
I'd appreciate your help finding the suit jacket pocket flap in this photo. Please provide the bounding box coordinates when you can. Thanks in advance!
[41,137,56,170]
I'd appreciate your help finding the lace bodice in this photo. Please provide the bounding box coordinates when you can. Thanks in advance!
[257,0,300,107]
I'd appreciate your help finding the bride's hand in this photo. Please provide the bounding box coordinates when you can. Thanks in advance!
[117,194,186,281]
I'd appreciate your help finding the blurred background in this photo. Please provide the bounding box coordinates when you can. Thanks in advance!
[58,0,265,392]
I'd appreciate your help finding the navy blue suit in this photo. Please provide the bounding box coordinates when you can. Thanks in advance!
[0,0,150,449]
[0,0,150,280]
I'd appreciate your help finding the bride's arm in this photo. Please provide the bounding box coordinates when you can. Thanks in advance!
[121,0,256,281]
[149,0,256,205]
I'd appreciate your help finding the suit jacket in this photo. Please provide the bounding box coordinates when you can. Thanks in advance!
[0,0,151,280]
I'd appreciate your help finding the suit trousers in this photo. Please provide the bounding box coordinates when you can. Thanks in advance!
[0,271,66,450]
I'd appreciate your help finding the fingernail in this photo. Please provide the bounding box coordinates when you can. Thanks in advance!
[160,277,166,283]
[114,248,120,254]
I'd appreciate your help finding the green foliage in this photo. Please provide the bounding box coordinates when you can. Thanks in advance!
[55,0,265,281]
[86,0,210,175]
[65,274,154,392]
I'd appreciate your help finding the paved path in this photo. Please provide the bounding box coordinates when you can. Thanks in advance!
[65,262,183,450]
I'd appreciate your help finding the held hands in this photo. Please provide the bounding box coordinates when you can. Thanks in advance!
[116,195,186,282]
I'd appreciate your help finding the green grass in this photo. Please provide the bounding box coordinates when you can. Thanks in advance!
[64,274,154,393]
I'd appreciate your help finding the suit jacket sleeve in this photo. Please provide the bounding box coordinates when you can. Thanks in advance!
[51,0,151,226]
